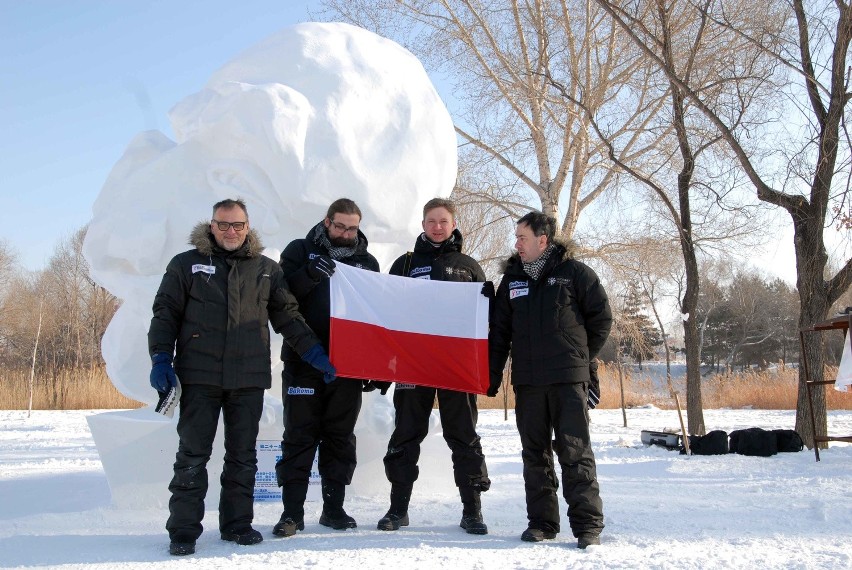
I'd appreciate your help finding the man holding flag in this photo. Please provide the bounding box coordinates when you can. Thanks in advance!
[272,198,380,538]
[376,198,492,535]
[488,211,612,549]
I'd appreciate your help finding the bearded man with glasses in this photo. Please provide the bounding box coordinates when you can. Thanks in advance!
[148,198,334,556]
[272,198,381,538]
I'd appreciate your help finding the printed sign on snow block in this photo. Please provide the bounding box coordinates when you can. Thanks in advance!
[254,441,320,501]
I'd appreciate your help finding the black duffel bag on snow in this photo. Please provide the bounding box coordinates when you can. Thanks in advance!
[682,430,729,455]
[729,427,778,457]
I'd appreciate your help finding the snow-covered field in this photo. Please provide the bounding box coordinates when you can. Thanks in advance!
[2,407,851,569]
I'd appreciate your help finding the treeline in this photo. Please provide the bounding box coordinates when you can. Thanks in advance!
[0,229,121,408]
[593,261,849,373]
[0,222,847,410]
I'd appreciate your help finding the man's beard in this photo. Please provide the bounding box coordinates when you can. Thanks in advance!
[329,235,356,247]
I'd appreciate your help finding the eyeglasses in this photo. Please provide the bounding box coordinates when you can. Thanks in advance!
[330,221,359,234]
[212,220,247,231]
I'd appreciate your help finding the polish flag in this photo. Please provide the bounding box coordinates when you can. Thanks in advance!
[329,263,489,394]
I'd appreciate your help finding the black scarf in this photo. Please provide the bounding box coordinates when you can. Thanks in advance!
[312,222,359,260]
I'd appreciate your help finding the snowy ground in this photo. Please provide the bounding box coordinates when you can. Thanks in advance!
[1,407,851,569]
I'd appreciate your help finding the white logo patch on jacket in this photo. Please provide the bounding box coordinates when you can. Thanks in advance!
[192,264,216,275]
[547,277,572,287]
[409,266,431,279]
[509,279,529,299]
[287,386,315,395]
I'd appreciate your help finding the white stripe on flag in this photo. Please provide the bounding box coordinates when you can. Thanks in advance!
[330,263,488,339]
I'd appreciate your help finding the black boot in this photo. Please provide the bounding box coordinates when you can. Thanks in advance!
[273,481,308,537]
[319,479,357,530]
[459,486,487,535]
[377,482,413,531]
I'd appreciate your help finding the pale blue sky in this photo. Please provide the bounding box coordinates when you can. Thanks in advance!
[0,1,818,284]
[1,0,324,270]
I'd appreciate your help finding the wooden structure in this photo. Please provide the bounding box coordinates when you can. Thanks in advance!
[799,313,852,461]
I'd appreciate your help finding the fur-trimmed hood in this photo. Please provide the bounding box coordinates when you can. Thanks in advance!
[188,221,264,257]
[501,236,576,274]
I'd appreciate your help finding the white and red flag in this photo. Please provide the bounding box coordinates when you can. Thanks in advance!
[329,263,489,394]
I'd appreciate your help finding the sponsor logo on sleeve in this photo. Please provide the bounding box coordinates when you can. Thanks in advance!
[287,386,315,396]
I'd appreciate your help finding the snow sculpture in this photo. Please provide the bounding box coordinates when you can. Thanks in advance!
[83,22,457,508]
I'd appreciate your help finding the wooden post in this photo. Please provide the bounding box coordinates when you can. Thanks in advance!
[667,374,690,455]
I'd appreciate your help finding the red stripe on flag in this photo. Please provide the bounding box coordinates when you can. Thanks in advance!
[330,317,489,394]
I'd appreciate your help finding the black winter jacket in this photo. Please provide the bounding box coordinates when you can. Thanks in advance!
[148,222,320,389]
[279,225,380,362]
[389,229,485,283]
[489,241,611,386]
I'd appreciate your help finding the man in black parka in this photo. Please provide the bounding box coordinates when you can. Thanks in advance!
[272,198,381,538]
[488,211,612,549]
[148,199,334,556]
[377,198,491,535]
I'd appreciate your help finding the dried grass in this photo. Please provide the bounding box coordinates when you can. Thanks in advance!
[476,362,852,411]
[0,366,142,410]
[2,363,849,412]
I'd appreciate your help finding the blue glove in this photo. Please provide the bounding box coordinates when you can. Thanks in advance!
[301,343,336,384]
[150,352,177,394]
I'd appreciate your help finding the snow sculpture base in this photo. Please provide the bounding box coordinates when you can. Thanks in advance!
[87,390,453,509]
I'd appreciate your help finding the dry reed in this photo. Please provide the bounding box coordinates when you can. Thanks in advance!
[476,362,852,411]
[0,366,142,410]
[2,363,850,411]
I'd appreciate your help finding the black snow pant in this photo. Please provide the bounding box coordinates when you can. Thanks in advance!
[383,385,490,491]
[166,384,264,541]
[275,360,363,493]
[514,382,604,537]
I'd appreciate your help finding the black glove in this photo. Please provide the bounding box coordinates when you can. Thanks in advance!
[481,281,495,299]
[486,372,502,397]
[150,352,177,394]
[363,380,392,395]
[588,360,600,409]
[307,255,336,280]
[301,343,336,383]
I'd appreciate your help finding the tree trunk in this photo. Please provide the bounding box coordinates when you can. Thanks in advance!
[683,314,705,435]
[793,217,831,448]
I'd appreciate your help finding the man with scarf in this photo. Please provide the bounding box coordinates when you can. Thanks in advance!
[377,198,491,535]
[488,211,612,549]
[148,198,334,556]
[273,198,381,538]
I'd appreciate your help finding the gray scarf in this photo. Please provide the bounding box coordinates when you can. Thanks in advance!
[312,222,359,260]
[522,244,556,280]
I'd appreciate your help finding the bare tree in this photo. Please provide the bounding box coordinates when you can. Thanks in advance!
[0,227,118,405]
[548,0,775,434]
[320,0,669,239]
[597,0,852,446]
